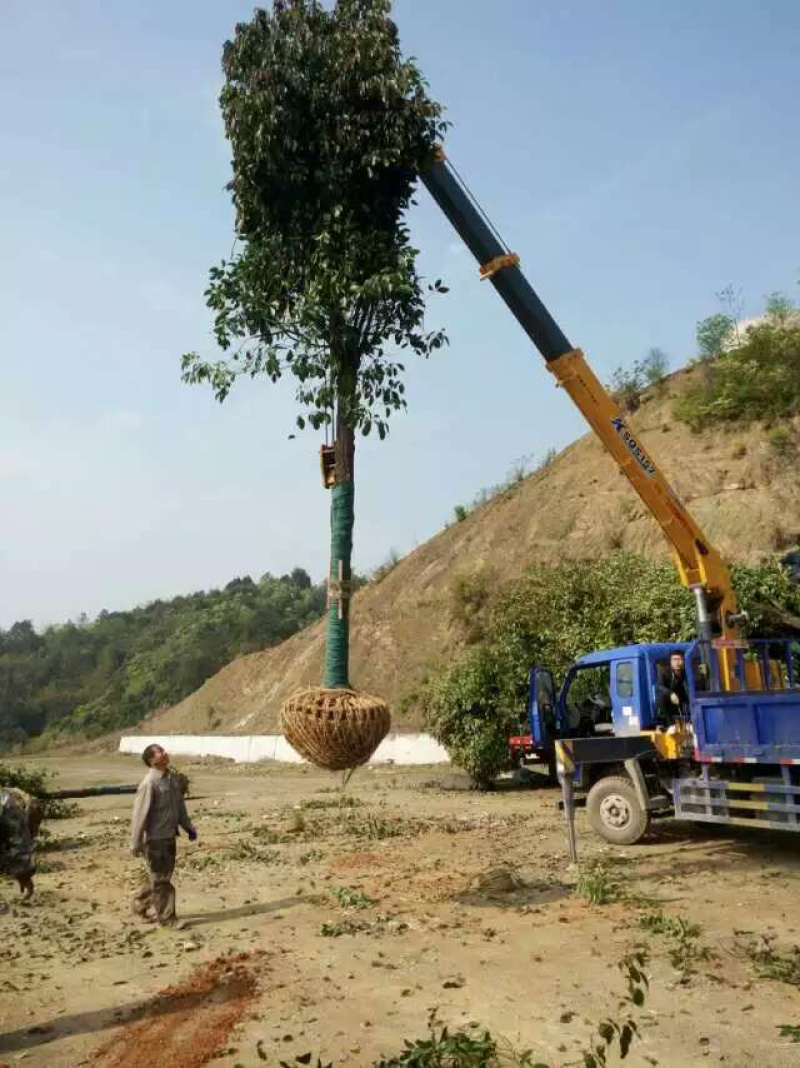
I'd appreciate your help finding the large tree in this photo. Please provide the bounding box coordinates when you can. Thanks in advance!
[182,0,446,708]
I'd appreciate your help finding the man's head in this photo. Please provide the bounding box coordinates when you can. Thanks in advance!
[670,651,685,676]
[142,744,170,770]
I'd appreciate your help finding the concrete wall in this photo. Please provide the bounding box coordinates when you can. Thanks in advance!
[118,732,450,766]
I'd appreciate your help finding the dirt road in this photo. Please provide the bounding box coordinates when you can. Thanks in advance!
[1,755,799,1066]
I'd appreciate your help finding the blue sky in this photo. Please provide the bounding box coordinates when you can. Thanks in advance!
[1,0,798,628]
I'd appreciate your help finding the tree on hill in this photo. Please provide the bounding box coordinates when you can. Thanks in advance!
[181,1,447,726]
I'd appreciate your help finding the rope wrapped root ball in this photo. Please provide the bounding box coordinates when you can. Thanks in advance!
[280,687,391,771]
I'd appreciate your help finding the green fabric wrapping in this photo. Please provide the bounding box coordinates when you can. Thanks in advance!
[324,481,355,689]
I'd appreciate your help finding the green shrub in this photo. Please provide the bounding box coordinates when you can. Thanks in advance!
[608,349,670,411]
[0,764,78,819]
[675,319,800,428]
[372,548,402,582]
[422,645,512,789]
[578,861,619,905]
[768,426,798,461]
[450,570,496,644]
[609,365,643,412]
[695,312,735,361]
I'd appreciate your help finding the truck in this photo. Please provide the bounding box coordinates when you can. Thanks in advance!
[419,147,800,854]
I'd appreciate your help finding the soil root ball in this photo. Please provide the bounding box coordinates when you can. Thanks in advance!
[280,686,391,771]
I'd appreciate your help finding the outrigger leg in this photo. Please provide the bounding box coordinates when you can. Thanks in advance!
[555,740,578,863]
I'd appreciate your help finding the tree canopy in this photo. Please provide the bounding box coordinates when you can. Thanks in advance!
[182,0,449,440]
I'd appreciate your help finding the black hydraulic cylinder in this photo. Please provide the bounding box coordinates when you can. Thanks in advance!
[421,157,572,362]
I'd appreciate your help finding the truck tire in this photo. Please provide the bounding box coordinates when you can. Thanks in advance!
[586,775,649,846]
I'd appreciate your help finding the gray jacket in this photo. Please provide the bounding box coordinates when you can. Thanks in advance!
[130,768,194,851]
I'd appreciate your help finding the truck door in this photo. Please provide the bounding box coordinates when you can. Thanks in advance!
[528,667,557,744]
[612,659,642,735]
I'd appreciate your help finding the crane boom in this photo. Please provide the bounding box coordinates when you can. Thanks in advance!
[421,148,741,643]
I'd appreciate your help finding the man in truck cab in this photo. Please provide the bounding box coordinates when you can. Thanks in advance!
[656,650,689,725]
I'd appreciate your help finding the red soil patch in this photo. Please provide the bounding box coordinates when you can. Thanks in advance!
[92,952,263,1068]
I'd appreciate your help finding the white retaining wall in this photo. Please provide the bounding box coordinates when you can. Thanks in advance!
[118,732,449,766]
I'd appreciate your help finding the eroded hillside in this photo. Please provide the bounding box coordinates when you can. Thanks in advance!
[149,368,800,735]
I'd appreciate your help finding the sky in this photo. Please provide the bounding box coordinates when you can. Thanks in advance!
[1,0,798,629]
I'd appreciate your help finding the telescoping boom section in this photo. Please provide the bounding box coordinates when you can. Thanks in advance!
[420,148,742,649]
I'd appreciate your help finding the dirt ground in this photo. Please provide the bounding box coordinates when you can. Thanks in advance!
[1,755,799,1067]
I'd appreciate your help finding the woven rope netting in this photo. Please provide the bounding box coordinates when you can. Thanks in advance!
[280,686,391,771]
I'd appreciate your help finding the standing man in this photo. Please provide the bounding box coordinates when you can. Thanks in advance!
[0,788,35,899]
[656,650,689,726]
[130,744,197,927]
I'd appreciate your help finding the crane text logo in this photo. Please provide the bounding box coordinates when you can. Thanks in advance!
[610,418,657,477]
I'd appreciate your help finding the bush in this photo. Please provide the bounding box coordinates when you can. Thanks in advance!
[609,365,643,412]
[372,548,402,582]
[422,645,512,789]
[450,569,495,644]
[768,426,798,461]
[0,764,78,819]
[675,318,800,429]
[608,349,670,411]
[0,764,49,797]
[696,312,735,361]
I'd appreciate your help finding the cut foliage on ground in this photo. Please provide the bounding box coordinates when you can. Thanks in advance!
[1,756,800,1067]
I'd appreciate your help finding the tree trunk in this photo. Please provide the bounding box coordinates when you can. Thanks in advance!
[323,359,357,689]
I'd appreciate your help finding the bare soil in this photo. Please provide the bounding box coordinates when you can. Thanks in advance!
[1,754,800,1067]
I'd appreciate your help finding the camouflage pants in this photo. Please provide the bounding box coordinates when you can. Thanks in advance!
[132,839,177,923]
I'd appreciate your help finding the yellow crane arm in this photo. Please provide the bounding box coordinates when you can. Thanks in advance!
[547,349,740,641]
[421,149,742,643]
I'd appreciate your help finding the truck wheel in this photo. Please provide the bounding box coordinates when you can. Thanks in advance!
[586,775,649,846]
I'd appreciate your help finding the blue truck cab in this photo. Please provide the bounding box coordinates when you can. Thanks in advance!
[512,642,691,775]
[547,642,693,738]
[512,638,800,847]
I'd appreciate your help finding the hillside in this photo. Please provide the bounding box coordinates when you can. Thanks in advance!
[0,569,331,750]
[149,364,800,737]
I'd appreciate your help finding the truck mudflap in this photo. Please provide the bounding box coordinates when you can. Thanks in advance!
[674,775,800,831]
